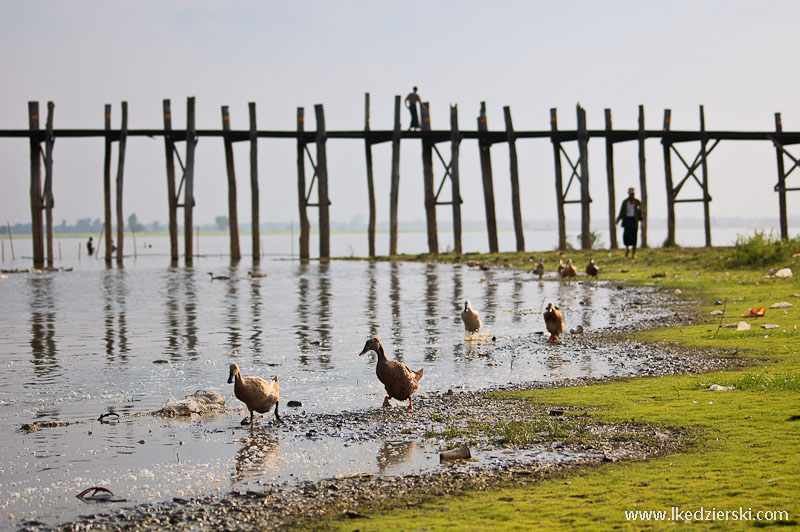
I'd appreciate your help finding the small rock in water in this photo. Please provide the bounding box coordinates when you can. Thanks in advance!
[287,400,302,408]
[761,324,779,330]
[770,302,793,309]
[774,268,792,278]
[707,384,734,391]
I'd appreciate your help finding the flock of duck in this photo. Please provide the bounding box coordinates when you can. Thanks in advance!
[227,257,599,425]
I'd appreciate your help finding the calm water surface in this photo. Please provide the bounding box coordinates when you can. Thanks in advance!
[0,248,670,527]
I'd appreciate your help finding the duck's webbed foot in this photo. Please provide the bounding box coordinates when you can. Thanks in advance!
[274,402,282,423]
[407,398,413,410]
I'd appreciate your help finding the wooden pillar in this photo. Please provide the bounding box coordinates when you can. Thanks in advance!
[43,101,55,268]
[389,95,401,255]
[699,105,712,247]
[315,104,330,259]
[115,101,128,266]
[577,104,591,250]
[637,105,649,248]
[421,102,438,254]
[104,104,114,263]
[28,101,44,268]
[604,109,618,249]
[249,102,260,262]
[364,93,376,257]
[504,106,524,252]
[221,106,241,261]
[450,104,463,255]
[163,100,178,264]
[296,107,310,260]
[550,108,567,250]
[477,102,498,253]
[184,97,196,265]
[775,112,788,241]
[662,109,675,247]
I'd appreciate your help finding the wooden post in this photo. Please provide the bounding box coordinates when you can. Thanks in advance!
[115,101,128,266]
[43,101,55,268]
[450,104,462,255]
[104,104,114,264]
[604,108,618,250]
[550,108,567,250]
[296,107,310,260]
[28,101,44,268]
[637,105,648,248]
[504,106,524,252]
[364,93,376,257]
[315,104,330,259]
[577,104,591,250]
[699,105,711,247]
[249,102,260,262]
[477,102,498,253]
[221,105,241,261]
[184,97,196,265]
[775,112,788,240]
[421,101,438,254]
[163,99,178,264]
[389,95,401,255]
[662,109,675,247]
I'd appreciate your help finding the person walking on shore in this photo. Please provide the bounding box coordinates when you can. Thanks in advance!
[405,87,425,130]
[616,187,643,258]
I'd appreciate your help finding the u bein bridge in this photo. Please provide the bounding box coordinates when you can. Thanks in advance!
[2,95,799,269]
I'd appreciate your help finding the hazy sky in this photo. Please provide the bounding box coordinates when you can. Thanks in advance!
[2,0,798,234]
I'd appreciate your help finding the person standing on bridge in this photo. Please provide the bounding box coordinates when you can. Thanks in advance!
[405,87,426,130]
[616,187,643,258]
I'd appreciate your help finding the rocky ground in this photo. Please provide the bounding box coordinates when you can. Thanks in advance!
[17,287,744,532]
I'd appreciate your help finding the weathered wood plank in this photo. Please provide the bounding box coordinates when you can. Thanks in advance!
[249,102,260,263]
[163,100,178,264]
[364,93,376,257]
[315,104,330,259]
[450,104,462,255]
[604,109,618,249]
[577,104,591,250]
[477,102,498,253]
[28,101,44,267]
[297,107,310,260]
[699,105,712,247]
[221,106,241,261]
[637,105,648,248]
[43,101,55,268]
[662,109,675,246]
[503,106,524,252]
[421,101,438,254]
[389,95,401,255]
[184,97,196,265]
[550,108,567,250]
[774,112,788,240]
[115,101,128,266]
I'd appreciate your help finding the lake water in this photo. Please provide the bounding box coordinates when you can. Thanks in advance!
[0,236,682,527]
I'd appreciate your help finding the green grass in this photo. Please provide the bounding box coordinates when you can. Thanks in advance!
[303,244,800,531]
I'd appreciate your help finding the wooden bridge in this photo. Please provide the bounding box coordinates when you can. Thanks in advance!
[2,95,798,268]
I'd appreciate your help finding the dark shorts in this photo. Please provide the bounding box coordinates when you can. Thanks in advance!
[622,217,638,247]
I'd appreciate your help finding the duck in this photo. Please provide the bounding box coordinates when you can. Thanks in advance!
[543,302,564,342]
[534,258,545,279]
[359,337,423,410]
[227,363,280,426]
[560,259,577,280]
[209,272,230,280]
[557,259,565,277]
[460,300,482,335]
[586,259,599,278]
[248,271,267,278]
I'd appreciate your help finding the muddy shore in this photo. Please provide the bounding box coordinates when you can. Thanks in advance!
[17,286,742,532]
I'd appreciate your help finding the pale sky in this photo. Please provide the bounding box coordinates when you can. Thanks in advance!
[1,0,798,233]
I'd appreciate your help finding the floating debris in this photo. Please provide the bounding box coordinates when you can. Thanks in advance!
[440,445,471,462]
[76,487,127,503]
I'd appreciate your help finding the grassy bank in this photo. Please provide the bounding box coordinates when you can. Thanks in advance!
[309,244,800,530]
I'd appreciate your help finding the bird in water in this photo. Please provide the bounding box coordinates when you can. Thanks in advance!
[586,259,599,279]
[227,363,280,426]
[359,337,423,410]
[543,302,564,343]
[557,259,565,277]
[560,259,577,280]
[209,272,230,280]
[460,300,482,335]
[534,258,545,279]
[248,271,267,278]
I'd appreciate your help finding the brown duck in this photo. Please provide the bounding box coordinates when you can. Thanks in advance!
[543,302,564,343]
[227,363,280,426]
[359,337,424,410]
[534,258,545,279]
[460,300,482,335]
[586,259,599,278]
[560,259,577,280]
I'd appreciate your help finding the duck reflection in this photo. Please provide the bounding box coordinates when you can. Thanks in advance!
[376,440,419,475]
[233,430,280,483]
[102,269,129,362]
[423,263,438,361]
[28,275,59,380]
